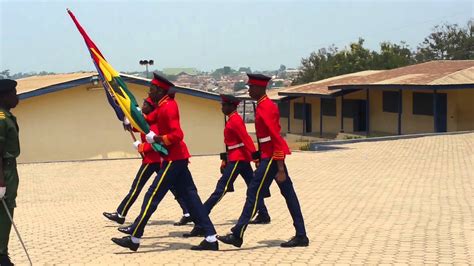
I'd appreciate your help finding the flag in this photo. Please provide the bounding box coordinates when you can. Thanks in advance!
[67,9,167,155]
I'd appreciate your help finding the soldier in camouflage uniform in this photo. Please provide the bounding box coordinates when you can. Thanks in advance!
[0,79,20,266]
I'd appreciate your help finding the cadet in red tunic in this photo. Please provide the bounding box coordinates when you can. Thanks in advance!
[102,98,190,225]
[218,74,309,248]
[184,94,270,237]
[111,73,218,251]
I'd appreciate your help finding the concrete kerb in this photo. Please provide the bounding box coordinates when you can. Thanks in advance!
[308,130,474,151]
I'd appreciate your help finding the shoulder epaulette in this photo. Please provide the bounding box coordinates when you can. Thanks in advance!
[0,111,5,120]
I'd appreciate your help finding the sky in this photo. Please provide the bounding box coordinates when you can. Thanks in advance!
[0,0,472,73]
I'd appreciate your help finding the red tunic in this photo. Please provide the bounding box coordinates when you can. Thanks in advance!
[136,112,162,164]
[151,95,190,161]
[224,111,256,162]
[255,95,291,160]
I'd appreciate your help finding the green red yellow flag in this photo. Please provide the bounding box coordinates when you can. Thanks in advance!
[67,9,167,155]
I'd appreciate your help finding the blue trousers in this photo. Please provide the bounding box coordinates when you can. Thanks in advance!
[130,160,216,238]
[231,158,306,238]
[116,162,189,217]
[203,161,269,217]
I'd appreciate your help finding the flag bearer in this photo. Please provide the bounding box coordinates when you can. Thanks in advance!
[0,79,20,266]
[217,74,309,248]
[111,73,218,251]
[103,98,191,225]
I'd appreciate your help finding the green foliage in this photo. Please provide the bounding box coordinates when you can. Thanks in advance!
[299,142,311,151]
[211,66,238,79]
[415,20,474,61]
[293,20,473,85]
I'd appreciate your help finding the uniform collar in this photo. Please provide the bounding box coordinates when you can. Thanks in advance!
[227,111,238,118]
[257,95,268,105]
[0,107,12,117]
[158,95,170,107]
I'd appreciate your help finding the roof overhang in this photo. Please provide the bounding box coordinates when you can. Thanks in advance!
[18,74,221,102]
[329,83,474,91]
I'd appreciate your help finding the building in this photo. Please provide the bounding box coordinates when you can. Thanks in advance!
[15,73,224,163]
[276,60,474,138]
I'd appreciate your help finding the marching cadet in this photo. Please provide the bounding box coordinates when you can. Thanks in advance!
[217,74,309,248]
[111,73,218,251]
[103,98,191,226]
[0,79,20,266]
[184,94,271,237]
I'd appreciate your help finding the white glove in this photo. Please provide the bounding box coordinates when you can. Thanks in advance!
[0,187,5,199]
[146,131,157,143]
[133,140,141,150]
[123,117,131,126]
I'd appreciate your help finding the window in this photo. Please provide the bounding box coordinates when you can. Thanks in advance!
[321,98,336,116]
[413,92,433,116]
[383,91,401,113]
[278,102,289,118]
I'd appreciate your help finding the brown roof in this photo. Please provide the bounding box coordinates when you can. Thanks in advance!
[236,88,288,101]
[279,60,474,96]
[16,72,96,94]
[278,70,383,96]
[336,60,474,87]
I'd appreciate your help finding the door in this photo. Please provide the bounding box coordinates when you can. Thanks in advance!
[353,100,367,132]
[305,104,312,133]
[435,93,447,132]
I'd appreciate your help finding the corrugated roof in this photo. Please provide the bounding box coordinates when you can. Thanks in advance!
[333,60,474,87]
[279,60,474,96]
[279,70,383,96]
[236,88,288,101]
[16,72,96,94]
[16,72,221,101]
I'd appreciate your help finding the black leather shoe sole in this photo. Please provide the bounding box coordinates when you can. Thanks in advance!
[217,235,243,248]
[111,237,139,251]
[118,226,132,235]
[103,212,125,224]
[190,240,219,251]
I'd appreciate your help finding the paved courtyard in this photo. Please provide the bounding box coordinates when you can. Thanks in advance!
[7,133,473,265]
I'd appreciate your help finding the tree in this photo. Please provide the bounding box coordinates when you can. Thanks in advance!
[0,70,10,79]
[415,20,474,61]
[372,41,415,69]
[279,64,286,72]
[238,67,252,73]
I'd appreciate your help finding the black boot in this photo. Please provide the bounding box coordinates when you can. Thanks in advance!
[0,254,14,266]
[249,214,271,224]
[111,236,139,251]
[280,235,309,247]
[103,212,125,224]
[190,239,219,251]
[183,227,205,238]
[118,226,132,235]
[217,233,243,248]
[174,215,193,226]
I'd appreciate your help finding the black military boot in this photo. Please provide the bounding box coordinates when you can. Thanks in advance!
[190,239,219,251]
[249,214,271,224]
[217,233,243,248]
[103,212,125,224]
[280,235,309,247]
[174,215,193,226]
[183,227,205,238]
[117,226,132,235]
[0,254,14,266]
[111,236,139,251]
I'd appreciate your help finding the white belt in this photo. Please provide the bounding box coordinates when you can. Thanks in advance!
[227,143,244,150]
[258,136,271,143]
